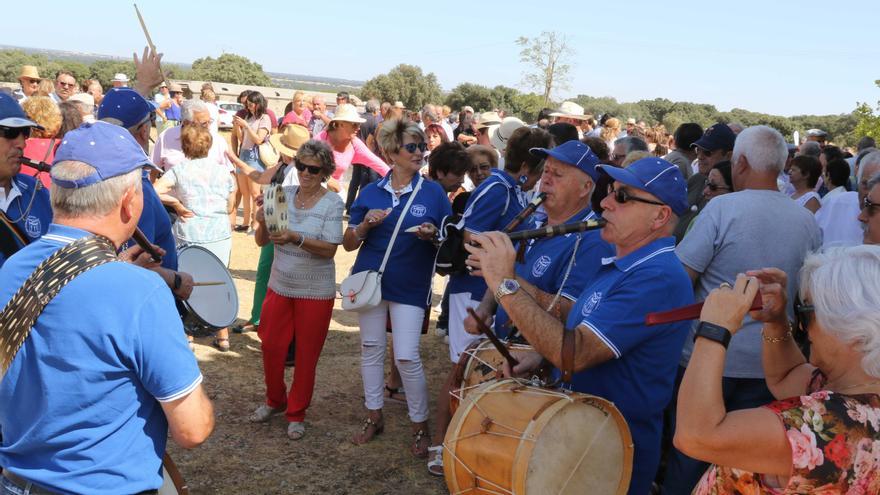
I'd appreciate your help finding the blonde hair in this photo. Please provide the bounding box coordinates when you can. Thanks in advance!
[200,88,216,103]
[22,96,61,138]
[600,118,621,143]
[377,118,425,157]
[181,124,212,159]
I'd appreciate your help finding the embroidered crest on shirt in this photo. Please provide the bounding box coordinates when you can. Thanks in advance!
[25,215,41,238]
[582,291,602,316]
[410,204,427,217]
[531,255,552,278]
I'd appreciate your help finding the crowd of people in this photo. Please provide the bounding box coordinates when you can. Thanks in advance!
[2,46,880,495]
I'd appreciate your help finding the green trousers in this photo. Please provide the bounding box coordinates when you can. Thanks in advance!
[250,243,274,325]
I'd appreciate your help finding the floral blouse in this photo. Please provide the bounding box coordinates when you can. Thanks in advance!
[693,371,880,495]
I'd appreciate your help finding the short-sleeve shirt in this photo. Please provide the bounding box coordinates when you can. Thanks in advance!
[151,126,234,172]
[676,189,822,378]
[269,187,344,299]
[448,169,526,301]
[241,113,272,150]
[281,108,313,128]
[117,173,178,271]
[0,224,202,495]
[161,157,235,244]
[0,174,51,268]
[349,175,452,308]
[565,237,694,495]
[493,208,614,338]
[694,371,880,494]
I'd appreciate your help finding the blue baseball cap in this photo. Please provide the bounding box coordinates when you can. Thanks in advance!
[597,157,689,216]
[0,92,43,129]
[97,88,158,128]
[529,140,600,181]
[52,121,154,189]
[691,123,736,152]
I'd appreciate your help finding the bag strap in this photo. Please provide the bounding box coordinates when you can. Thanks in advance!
[378,176,423,275]
[0,234,118,382]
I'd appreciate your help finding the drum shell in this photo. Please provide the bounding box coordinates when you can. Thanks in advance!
[443,379,633,495]
[450,340,537,415]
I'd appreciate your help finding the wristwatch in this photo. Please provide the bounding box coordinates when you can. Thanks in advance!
[694,321,732,348]
[494,278,520,303]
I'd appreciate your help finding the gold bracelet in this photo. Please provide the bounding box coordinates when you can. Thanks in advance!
[761,324,793,343]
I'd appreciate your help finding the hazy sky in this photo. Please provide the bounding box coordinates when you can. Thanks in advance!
[4,0,878,116]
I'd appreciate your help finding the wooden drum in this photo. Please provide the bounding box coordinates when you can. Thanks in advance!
[443,379,633,495]
[450,340,539,415]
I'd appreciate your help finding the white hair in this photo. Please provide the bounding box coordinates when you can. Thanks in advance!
[51,162,142,217]
[800,245,880,378]
[731,125,787,173]
[181,99,210,123]
[857,150,880,185]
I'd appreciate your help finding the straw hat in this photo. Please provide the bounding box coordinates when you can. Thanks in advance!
[475,111,502,130]
[331,103,366,124]
[270,124,310,157]
[19,65,41,81]
[112,73,130,83]
[549,101,588,120]
[168,83,183,93]
[393,101,406,109]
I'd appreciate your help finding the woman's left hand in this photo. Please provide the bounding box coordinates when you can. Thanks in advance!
[414,222,437,241]
[269,230,298,245]
[699,273,760,335]
[326,178,341,193]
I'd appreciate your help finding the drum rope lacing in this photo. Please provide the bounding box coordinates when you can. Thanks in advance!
[450,345,539,402]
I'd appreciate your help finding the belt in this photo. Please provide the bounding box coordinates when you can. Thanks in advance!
[1,471,158,495]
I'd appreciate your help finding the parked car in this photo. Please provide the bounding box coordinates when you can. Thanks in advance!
[217,101,244,130]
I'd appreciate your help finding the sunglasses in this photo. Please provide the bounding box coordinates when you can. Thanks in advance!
[0,126,31,140]
[793,297,815,336]
[704,179,730,192]
[294,159,322,175]
[57,81,76,88]
[607,183,666,207]
[401,142,428,153]
[863,195,879,215]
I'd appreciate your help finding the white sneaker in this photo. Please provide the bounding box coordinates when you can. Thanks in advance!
[287,421,305,440]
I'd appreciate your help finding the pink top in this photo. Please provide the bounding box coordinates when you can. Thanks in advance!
[316,130,389,180]
[282,108,313,128]
[151,126,234,173]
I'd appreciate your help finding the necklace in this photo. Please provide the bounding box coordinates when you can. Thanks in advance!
[832,380,880,393]
[295,187,322,209]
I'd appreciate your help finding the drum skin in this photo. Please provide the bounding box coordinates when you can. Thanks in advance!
[443,379,634,495]
[177,245,239,328]
[450,340,538,415]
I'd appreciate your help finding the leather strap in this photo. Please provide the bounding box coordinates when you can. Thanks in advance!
[561,328,577,383]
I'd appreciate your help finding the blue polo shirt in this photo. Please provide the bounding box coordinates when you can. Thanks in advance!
[494,208,613,338]
[563,237,693,495]
[349,175,451,308]
[0,174,51,267]
[119,173,178,271]
[448,169,526,301]
[0,224,202,495]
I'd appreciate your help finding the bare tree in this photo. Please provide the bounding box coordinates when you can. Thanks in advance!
[516,31,575,106]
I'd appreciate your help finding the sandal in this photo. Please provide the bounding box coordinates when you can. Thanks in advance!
[427,445,444,476]
[234,224,249,232]
[212,337,230,352]
[411,424,430,459]
[232,322,255,334]
[287,422,305,440]
[385,385,406,404]
[249,404,284,423]
[351,415,384,445]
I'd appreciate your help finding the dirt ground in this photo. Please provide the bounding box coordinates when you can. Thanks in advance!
[172,226,452,495]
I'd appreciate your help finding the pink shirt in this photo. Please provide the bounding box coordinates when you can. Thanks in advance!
[281,108,313,128]
[152,126,234,173]
[316,130,389,180]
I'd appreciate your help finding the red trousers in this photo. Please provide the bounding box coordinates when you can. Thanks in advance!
[258,289,334,422]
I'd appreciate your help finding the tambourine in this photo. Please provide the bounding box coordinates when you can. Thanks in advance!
[262,184,288,234]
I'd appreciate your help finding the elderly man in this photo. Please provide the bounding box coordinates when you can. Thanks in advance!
[12,66,41,103]
[51,70,77,103]
[663,126,822,494]
[0,122,214,495]
[860,172,880,244]
[310,95,332,135]
[611,136,649,166]
[152,99,233,173]
[470,156,693,495]
[111,73,129,88]
[0,94,51,267]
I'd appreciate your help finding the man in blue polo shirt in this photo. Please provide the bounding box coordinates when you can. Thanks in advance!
[471,157,694,495]
[0,122,214,494]
[0,93,51,267]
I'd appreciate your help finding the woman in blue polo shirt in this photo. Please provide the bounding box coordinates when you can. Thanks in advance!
[343,119,451,458]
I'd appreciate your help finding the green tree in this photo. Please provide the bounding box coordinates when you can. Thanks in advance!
[89,60,137,89]
[853,101,880,143]
[445,83,493,113]
[0,50,88,85]
[190,53,271,86]
[516,31,574,106]
[361,64,442,110]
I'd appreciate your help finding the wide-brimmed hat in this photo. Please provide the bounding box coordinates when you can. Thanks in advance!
[549,101,588,120]
[168,83,183,93]
[111,73,130,83]
[475,111,502,130]
[271,124,310,157]
[18,65,41,81]
[393,101,405,109]
[491,117,525,153]
[331,103,366,124]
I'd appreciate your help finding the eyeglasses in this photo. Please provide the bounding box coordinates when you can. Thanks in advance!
[0,126,31,140]
[57,81,76,88]
[401,142,428,154]
[863,195,879,215]
[294,159,322,175]
[704,179,730,192]
[793,297,815,336]
[607,183,666,207]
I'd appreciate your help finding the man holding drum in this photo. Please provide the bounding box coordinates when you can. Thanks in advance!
[468,157,694,495]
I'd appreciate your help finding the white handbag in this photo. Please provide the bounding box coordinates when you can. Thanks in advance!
[340,177,423,312]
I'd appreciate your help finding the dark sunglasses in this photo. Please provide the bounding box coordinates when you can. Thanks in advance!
[294,159,322,175]
[0,126,31,140]
[607,183,666,207]
[863,195,879,214]
[704,179,730,192]
[401,142,428,153]
[793,297,815,336]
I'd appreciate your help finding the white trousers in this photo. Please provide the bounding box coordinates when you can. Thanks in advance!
[448,292,484,363]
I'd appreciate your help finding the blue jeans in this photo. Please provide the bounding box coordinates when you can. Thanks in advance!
[660,365,774,495]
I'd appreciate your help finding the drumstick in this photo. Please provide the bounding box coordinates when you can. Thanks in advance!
[645,291,762,326]
[133,3,166,81]
[466,308,519,368]
[131,227,163,263]
[192,281,226,287]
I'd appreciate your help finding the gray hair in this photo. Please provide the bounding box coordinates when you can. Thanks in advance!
[867,171,880,191]
[365,99,379,114]
[614,136,649,154]
[181,99,210,123]
[798,140,822,158]
[800,245,880,378]
[51,162,142,217]
[857,150,880,184]
[295,139,335,180]
[732,125,787,173]
[421,105,439,124]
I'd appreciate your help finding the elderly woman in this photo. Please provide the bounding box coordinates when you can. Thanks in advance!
[281,91,312,130]
[21,96,62,188]
[246,140,343,440]
[317,103,389,193]
[675,246,880,494]
[464,144,497,191]
[233,91,272,231]
[153,124,236,351]
[789,155,823,213]
[343,119,452,457]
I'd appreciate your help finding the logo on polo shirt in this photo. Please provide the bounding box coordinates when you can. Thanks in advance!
[25,215,41,238]
[581,291,602,317]
[532,255,552,278]
[410,204,427,217]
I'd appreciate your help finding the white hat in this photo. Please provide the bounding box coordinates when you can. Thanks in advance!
[331,103,366,124]
[549,101,588,120]
[111,73,130,83]
[69,93,95,106]
[393,101,406,109]
[462,105,474,114]
[626,118,636,125]
[491,117,525,153]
